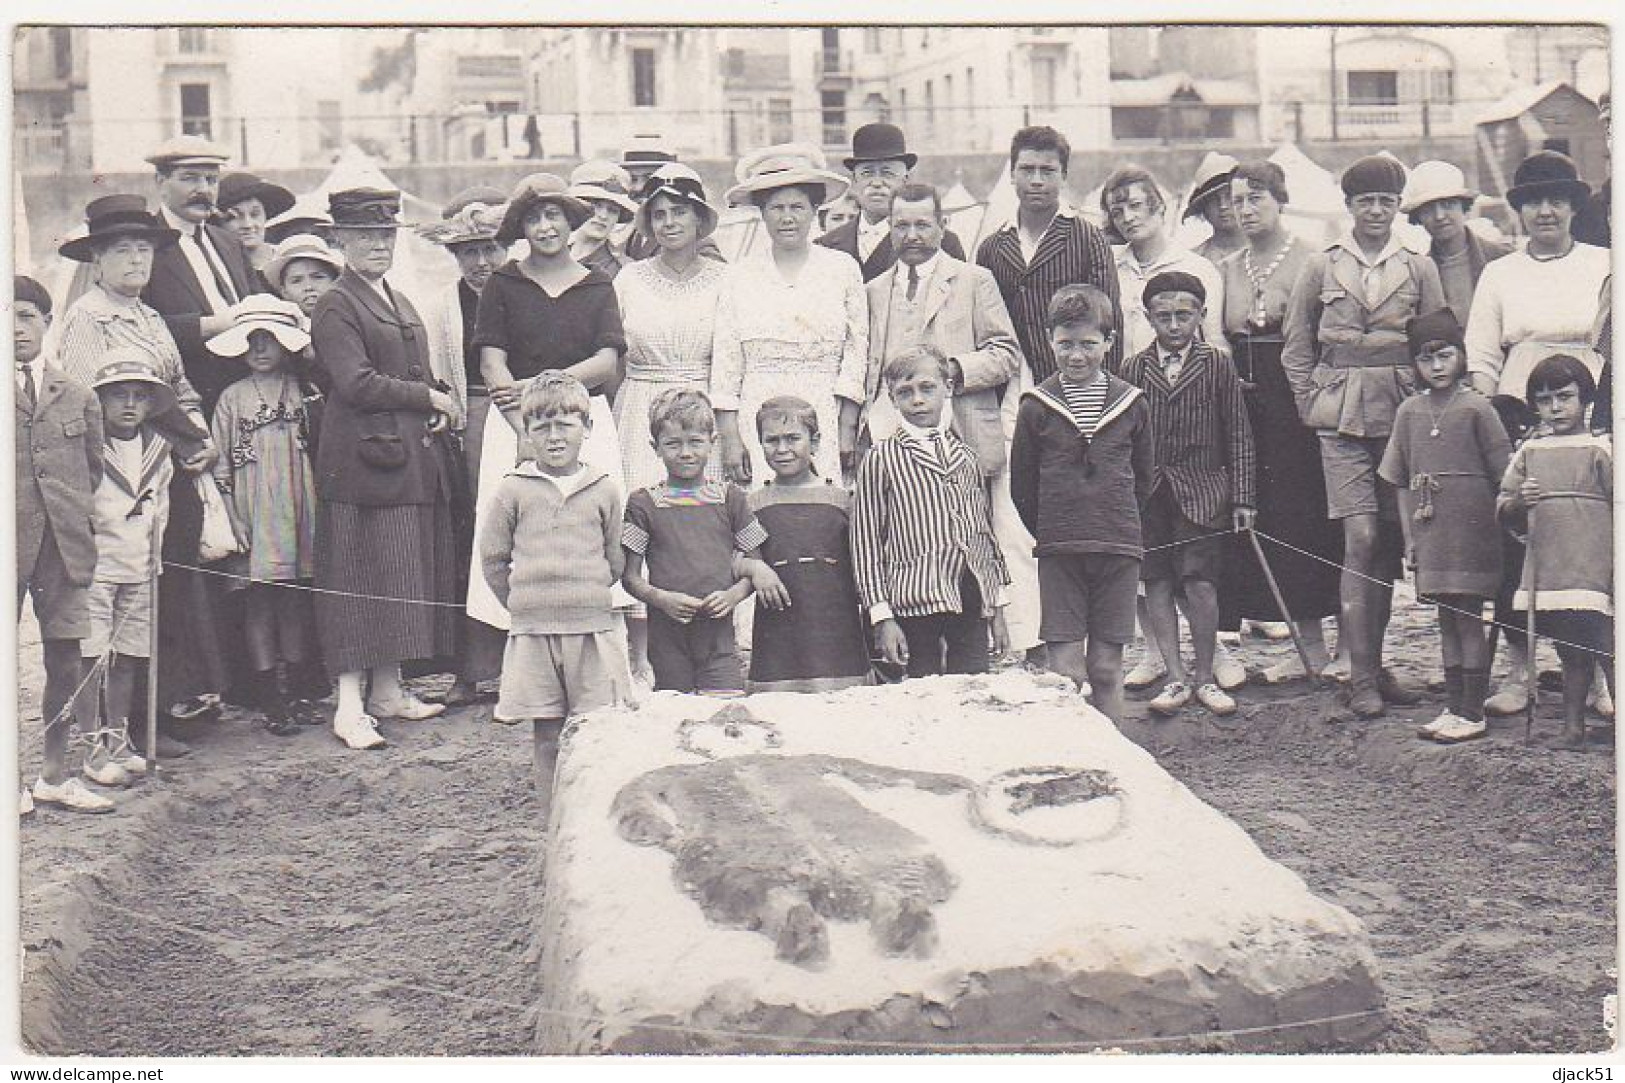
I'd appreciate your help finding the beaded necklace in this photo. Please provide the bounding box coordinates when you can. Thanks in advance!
[1243,233,1296,329]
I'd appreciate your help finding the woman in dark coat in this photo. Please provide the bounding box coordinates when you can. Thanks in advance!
[312,187,461,750]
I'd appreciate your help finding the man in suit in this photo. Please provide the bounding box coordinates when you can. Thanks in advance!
[861,183,1021,483]
[818,123,965,281]
[142,135,258,417]
[15,275,112,812]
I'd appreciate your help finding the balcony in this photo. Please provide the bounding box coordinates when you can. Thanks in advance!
[1339,100,1454,135]
[817,48,854,89]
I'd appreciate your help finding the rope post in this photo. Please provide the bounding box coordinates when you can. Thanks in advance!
[1247,528,1320,684]
[146,512,162,775]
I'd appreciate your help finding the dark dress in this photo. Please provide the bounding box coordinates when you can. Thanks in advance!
[1218,241,1344,624]
[471,262,625,379]
[746,481,873,692]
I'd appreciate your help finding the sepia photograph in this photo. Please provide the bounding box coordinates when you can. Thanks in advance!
[6,15,1617,1064]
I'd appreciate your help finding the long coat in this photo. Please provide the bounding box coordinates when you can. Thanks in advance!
[15,364,103,586]
[141,219,257,415]
[311,269,454,507]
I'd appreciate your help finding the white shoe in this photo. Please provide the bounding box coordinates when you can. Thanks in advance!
[1484,683,1529,717]
[1321,655,1352,682]
[1195,682,1238,716]
[82,744,131,788]
[334,710,387,750]
[365,696,445,722]
[1218,630,1243,646]
[1418,710,1461,739]
[1125,655,1168,691]
[107,723,148,777]
[1212,645,1248,692]
[1254,621,1293,642]
[1432,717,1488,744]
[20,788,34,816]
[1590,677,1614,720]
[1149,680,1192,716]
[32,776,114,813]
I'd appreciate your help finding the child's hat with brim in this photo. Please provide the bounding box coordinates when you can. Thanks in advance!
[206,295,312,357]
[265,234,345,294]
[89,348,178,416]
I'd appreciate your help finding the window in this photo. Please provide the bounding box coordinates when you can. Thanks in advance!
[821,89,847,148]
[1429,68,1455,104]
[177,28,211,54]
[50,27,72,79]
[1346,71,1399,106]
[1031,55,1058,110]
[864,28,882,54]
[631,48,657,108]
[768,98,793,143]
[179,83,212,138]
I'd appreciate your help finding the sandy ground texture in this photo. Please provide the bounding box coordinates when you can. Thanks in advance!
[14,588,1617,1056]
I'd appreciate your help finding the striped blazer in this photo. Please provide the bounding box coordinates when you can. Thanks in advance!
[975,207,1123,383]
[1114,342,1257,529]
[850,429,1009,622]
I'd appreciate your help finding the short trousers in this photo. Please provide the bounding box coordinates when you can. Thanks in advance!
[1037,552,1141,645]
[82,580,153,659]
[495,630,626,722]
[648,611,744,693]
[1141,487,1226,584]
[17,527,89,642]
[1318,434,1399,521]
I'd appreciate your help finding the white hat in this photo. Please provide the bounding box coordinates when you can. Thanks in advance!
[206,295,312,357]
[724,143,849,207]
[1399,161,1477,216]
[265,234,345,293]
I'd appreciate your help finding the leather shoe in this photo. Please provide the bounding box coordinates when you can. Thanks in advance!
[1348,678,1384,719]
[1377,668,1422,705]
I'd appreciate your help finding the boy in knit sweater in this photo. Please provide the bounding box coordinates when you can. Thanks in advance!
[1010,284,1154,722]
[479,372,631,804]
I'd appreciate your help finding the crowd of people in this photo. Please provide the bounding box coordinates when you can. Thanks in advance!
[14,98,1615,816]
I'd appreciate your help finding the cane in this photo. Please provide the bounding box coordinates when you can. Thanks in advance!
[1523,454,1539,745]
[146,511,161,776]
[1247,527,1320,684]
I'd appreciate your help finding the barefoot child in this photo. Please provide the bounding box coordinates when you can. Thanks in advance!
[851,345,1011,680]
[15,276,111,814]
[73,352,177,798]
[1497,355,1614,749]
[746,396,870,692]
[621,388,769,695]
[480,373,630,807]
[1010,285,1154,722]
[1380,309,1512,742]
[206,297,322,736]
[1115,271,1256,718]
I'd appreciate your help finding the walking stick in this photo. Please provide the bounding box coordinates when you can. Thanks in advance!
[1247,527,1320,684]
[146,512,161,775]
[1524,462,1539,745]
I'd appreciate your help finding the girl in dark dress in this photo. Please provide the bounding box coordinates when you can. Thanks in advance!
[746,397,871,692]
[1219,161,1346,683]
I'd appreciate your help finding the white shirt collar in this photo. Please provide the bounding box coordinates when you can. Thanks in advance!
[859,214,890,241]
[159,203,201,235]
[1331,228,1423,267]
[893,250,942,292]
[897,415,950,442]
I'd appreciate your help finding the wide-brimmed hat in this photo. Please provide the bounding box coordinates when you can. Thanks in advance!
[88,349,179,416]
[496,173,592,246]
[144,134,231,170]
[725,143,849,207]
[1183,151,1239,219]
[58,194,180,263]
[416,201,507,248]
[567,160,638,222]
[842,123,918,171]
[1399,161,1477,216]
[216,171,296,220]
[329,187,403,230]
[205,295,312,358]
[1506,150,1592,211]
[633,163,719,241]
[265,234,345,293]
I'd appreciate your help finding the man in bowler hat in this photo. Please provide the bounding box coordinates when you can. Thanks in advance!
[818,123,965,281]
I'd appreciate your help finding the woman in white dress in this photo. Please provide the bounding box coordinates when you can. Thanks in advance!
[613,165,727,491]
[712,144,868,485]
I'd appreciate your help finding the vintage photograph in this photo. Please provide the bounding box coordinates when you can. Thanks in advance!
[9,22,1615,1058]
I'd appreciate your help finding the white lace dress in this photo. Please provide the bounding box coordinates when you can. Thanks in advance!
[612,257,728,491]
[709,244,869,484]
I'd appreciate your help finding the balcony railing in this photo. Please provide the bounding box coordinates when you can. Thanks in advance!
[1340,101,1453,132]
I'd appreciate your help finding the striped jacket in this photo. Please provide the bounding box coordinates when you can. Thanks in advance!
[850,428,1009,622]
[975,206,1123,383]
[1114,341,1257,528]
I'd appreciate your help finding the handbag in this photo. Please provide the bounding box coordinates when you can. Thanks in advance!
[196,475,243,564]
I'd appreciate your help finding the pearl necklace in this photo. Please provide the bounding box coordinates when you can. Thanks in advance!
[1243,234,1295,328]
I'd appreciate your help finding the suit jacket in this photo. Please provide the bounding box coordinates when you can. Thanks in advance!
[863,254,1022,476]
[141,219,257,415]
[16,363,103,586]
[310,269,453,507]
[817,218,967,282]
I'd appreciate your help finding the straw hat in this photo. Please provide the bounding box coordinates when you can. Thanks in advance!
[725,143,848,207]
[265,234,345,293]
[1183,152,1239,219]
[205,295,312,358]
[1399,161,1477,215]
[567,160,638,222]
[633,163,718,240]
[58,194,180,263]
[416,201,507,248]
[495,173,592,246]
[144,134,231,170]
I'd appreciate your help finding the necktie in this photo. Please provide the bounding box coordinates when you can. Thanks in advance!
[20,365,36,411]
[907,264,920,302]
[194,226,239,307]
[929,430,948,470]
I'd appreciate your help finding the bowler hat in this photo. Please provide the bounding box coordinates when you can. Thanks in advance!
[58,194,180,263]
[495,174,591,246]
[1506,150,1592,211]
[1341,155,1408,198]
[1183,152,1238,219]
[216,172,296,221]
[328,187,403,230]
[842,123,918,171]
[1405,308,1466,356]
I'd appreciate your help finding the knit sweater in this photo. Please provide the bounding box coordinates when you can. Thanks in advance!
[478,461,625,635]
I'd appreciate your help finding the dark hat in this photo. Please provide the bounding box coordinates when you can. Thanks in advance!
[216,172,296,220]
[1405,308,1466,355]
[328,187,403,230]
[1340,155,1408,198]
[265,213,333,246]
[620,136,678,169]
[1142,270,1207,308]
[842,123,918,171]
[495,173,591,246]
[58,194,180,263]
[1506,150,1592,210]
[14,275,52,317]
[442,185,510,220]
